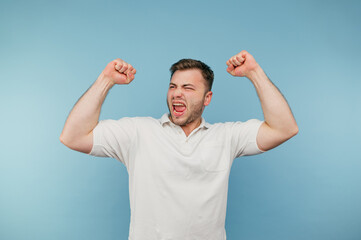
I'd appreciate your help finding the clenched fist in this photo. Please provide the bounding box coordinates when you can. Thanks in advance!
[102,58,136,85]
[226,50,260,78]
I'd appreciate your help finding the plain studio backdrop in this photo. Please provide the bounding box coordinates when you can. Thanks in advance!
[1,0,360,239]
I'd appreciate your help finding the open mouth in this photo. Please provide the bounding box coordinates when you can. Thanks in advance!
[172,103,186,117]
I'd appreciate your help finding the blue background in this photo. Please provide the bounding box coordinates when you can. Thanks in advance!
[1,0,360,239]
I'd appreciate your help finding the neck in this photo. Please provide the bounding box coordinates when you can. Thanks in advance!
[180,118,202,137]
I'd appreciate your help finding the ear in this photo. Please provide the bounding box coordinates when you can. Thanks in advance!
[204,91,213,106]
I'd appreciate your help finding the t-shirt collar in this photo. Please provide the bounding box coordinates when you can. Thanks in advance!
[159,113,210,129]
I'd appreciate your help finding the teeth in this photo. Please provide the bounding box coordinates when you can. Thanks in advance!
[173,103,184,106]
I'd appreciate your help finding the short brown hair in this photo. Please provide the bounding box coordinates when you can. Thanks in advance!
[170,59,214,91]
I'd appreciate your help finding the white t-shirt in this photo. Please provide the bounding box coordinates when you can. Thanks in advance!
[89,114,265,240]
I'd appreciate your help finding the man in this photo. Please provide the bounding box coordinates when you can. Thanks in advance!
[60,50,298,240]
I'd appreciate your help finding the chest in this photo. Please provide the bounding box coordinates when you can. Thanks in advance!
[128,126,232,175]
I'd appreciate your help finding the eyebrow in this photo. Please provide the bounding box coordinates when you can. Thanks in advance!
[169,83,196,88]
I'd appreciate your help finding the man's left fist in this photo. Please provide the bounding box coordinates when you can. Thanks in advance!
[226,50,259,78]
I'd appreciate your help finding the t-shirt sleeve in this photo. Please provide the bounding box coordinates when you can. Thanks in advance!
[88,117,136,166]
[230,119,266,159]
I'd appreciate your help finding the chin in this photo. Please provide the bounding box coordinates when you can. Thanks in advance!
[171,116,185,126]
[169,114,186,126]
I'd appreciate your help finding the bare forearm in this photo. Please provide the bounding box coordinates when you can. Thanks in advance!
[248,66,298,135]
[226,50,298,151]
[59,58,136,153]
[60,73,114,145]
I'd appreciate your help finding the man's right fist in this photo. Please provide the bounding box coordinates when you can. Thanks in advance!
[102,58,136,85]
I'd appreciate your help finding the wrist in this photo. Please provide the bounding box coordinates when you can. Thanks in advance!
[247,65,267,84]
[96,72,115,89]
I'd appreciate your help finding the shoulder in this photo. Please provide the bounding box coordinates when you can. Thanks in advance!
[205,119,263,138]
[207,119,262,129]
[130,116,159,125]
[109,116,157,122]
[98,116,159,128]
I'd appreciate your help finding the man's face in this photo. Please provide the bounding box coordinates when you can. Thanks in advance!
[167,69,212,127]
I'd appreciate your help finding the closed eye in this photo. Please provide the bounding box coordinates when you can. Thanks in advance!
[183,84,195,90]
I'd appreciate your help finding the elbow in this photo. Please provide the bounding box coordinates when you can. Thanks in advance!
[288,124,299,138]
[59,135,78,151]
[59,132,93,154]
[294,126,299,135]
[279,124,299,141]
[59,134,68,147]
[59,133,72,148]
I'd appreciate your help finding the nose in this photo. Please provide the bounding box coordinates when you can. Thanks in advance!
[173,88,183,98]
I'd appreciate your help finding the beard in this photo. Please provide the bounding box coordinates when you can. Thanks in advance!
[167,98,204,127]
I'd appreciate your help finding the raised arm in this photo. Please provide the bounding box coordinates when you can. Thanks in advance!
[226,50,298,152]
[59,59,136,154]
